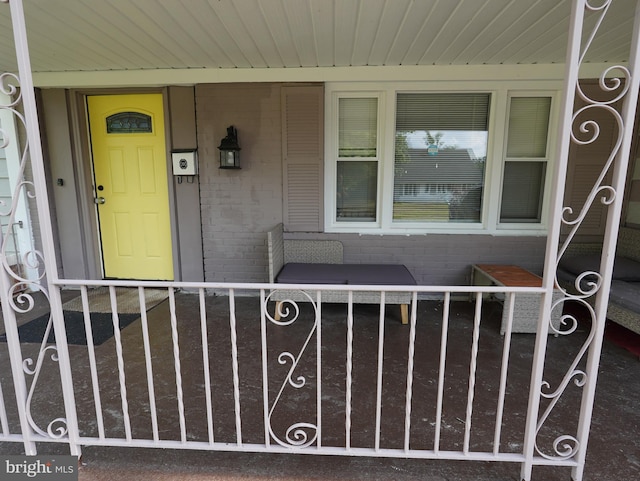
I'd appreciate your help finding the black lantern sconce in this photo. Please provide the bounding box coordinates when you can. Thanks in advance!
[218,125,241,169]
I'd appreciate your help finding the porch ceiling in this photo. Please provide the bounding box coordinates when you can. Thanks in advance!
[0,0,634,78]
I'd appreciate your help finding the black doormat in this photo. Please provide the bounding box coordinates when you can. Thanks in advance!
[0,310,140,346]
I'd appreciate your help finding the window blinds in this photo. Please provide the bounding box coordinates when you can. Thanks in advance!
[506,97,551,158]
[500,96,551,223]
[396,93,490,131]
[338,97,377,157]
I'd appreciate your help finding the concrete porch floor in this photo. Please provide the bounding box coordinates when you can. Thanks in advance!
[1,290,639,481]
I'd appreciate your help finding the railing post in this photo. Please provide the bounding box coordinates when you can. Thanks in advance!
[522,1,640,480]
[0,234,36,454]
[4,0,81,456]
[521,0,584,479]
[571,2,640,480]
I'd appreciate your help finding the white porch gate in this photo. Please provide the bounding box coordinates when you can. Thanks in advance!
[0,1,639,480]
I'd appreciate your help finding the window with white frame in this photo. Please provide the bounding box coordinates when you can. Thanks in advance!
[336,97,380,222]
[500,95,552,224]
[327,85,557,234]
[394,93,489,223]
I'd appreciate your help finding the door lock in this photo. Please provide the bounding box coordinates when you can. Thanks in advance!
[94,197,106,204]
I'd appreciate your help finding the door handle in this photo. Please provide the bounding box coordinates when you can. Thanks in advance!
[94,197,106,204]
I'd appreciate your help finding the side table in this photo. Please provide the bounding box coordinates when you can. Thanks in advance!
[471,264,563,334]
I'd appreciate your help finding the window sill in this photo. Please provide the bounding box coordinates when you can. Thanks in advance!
[325,224,549,236]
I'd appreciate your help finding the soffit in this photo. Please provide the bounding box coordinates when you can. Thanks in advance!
[0,0,633,75]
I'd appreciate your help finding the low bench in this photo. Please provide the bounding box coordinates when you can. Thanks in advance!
[267,224,416,324]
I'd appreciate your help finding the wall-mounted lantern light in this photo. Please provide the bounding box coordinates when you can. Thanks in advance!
[218,125,241,169]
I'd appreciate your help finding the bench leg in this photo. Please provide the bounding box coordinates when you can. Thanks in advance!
[401,304,409,325]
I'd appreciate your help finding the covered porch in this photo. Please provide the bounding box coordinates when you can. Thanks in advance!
[1,285,639,480]
[1,0,640,480]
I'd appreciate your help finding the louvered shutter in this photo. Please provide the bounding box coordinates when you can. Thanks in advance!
[282,85,324,232]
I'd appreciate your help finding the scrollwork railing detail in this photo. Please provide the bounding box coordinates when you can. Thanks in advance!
[0,71,67,440]
[263,291,319,449]
[536,0,630,461]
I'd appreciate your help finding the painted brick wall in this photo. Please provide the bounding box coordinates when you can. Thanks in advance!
[196,83,284,282]
[196,83,547,286]
[286,232,547,285]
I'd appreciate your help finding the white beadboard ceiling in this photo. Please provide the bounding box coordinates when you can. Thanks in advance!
[0,0,634,77]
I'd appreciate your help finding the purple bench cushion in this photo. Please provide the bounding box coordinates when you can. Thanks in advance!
[276,263,416,286]
[559,253,640,281]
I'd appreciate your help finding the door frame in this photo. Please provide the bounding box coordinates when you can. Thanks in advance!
[69,87,179,280]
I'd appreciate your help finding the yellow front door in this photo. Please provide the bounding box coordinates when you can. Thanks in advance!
[88,94,174,280]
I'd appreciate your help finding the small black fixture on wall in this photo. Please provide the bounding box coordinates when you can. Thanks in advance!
[218,125,241,169]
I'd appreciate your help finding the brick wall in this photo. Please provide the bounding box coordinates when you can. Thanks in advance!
[196,83,548,286]
[287,232,547,286]
[196,83,284,282]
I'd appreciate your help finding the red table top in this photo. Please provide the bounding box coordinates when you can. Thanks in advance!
[474,264,543,287]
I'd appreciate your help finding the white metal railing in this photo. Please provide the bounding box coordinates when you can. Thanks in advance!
[0,221,24,292]
[6,280,577,466]
[0,220,21,265]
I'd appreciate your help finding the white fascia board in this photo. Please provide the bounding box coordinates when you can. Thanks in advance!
[31,63,624,89]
